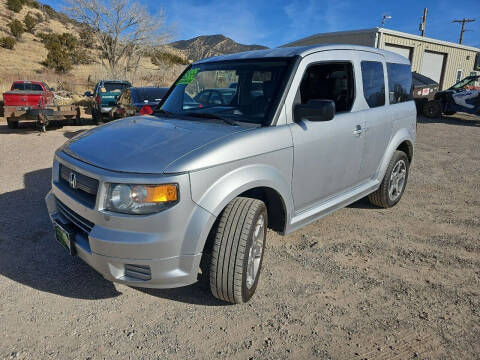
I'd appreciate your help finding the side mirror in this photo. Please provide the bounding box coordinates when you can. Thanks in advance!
[84,91,92,97]
[294,100,335,122]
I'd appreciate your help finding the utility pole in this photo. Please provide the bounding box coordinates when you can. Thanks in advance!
[452,18,475,44]
[419,8,428,36]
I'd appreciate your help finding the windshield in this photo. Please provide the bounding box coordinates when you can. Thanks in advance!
[103,82,131,93]
[160,59,292,125]
[133,88,168,103]
[450,76,480,90]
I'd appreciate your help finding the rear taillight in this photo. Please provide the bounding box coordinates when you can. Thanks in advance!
[139,105,153,115]
[96,95,101,105]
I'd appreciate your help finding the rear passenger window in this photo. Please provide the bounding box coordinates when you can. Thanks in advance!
[299,62,355,113]
[387,63,413,104]
[31,84,43,91]
[361,61,385,108]
[12,83,24,90]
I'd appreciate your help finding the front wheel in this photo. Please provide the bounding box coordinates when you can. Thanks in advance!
[7,118,18,129]
[423,100,442,118]
[368,150,409,208]
[209,197,267,304]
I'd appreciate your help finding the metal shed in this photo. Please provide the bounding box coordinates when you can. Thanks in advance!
[283,28,480,90]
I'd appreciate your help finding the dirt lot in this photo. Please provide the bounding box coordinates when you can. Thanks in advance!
[0,114,479,360]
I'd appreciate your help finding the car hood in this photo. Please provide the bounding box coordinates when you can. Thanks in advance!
[61,116,250,174]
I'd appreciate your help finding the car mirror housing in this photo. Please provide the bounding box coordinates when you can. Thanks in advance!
[294,100,335,122]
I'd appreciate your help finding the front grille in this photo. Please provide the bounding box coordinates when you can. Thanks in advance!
[56,199,94,235]
[124,264,152,281]
[58,164,98,208]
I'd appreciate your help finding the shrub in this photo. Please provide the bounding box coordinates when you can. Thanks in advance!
[6,0,23,12]
[151,50,189,66]
[9,19,24,39]
[24,13,37,33]
[40,32,92,73]
[0,37,16,50]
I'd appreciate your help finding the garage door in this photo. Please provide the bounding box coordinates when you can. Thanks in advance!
[384,44,412,61]
[421,51,445,86]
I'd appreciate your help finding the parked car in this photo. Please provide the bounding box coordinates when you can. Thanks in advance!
[45,45,416,304]
[85,80,132,124]
[193,88,236,106]
[111,87,169,118]
[423,75,480,118]
[3,81,79,130]
[411,72,439,115]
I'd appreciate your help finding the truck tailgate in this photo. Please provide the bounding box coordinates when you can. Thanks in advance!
[3,91,45,107]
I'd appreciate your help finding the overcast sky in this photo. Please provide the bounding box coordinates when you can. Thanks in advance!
[44,0,480,48]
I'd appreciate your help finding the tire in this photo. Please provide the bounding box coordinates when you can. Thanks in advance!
[6,118,18,129]
[368,150,409,208]
[423,101,442,118]
[94,109,103,125]
[209,197,268,304]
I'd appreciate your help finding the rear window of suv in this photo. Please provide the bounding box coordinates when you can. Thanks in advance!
[361,61,386,108]
[387,63,413,104]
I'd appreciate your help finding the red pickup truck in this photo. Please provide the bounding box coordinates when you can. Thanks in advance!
[2,81,79,130]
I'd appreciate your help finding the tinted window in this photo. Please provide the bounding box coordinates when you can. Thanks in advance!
[361,61,385,108]
[12,83,24,90]
[31,84,43,91]
[387,63,413,104]
[133,88,168,103]
[299,62,355,113]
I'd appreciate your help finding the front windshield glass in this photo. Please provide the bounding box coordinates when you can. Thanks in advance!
[451,76,479,90]
[160,59,292,125]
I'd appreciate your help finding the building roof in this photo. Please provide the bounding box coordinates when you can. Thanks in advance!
[283,27,480,53]
[195,44,410,65]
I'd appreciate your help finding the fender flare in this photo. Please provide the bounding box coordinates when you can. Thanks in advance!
[376,128,414,182]
[190,163,294,222]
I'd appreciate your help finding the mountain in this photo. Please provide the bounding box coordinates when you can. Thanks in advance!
[170,34,268,61]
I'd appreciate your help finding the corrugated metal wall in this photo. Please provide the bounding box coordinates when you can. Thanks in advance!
[379,33,477,89]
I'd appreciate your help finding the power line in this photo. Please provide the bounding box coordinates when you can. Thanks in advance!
[452,18,475,44]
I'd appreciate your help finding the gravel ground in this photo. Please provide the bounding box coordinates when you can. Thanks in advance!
[0,114,479,360]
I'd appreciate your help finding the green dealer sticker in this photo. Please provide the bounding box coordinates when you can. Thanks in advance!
[177,68,200,85]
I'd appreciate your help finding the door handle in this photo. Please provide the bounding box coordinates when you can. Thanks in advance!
[353,125,363,136]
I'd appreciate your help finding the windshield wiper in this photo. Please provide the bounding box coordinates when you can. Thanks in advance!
[184,112,238,126]
[154,109,175,118]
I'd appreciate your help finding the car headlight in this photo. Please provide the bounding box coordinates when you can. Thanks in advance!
[105,183,179,214]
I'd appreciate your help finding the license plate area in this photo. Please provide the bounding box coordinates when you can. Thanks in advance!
[53,219,77,256]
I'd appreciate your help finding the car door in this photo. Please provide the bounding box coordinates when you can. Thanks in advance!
[287,50,366,213]
[355,52,392,181]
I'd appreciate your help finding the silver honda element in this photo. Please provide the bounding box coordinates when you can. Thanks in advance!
[46,45,416,303]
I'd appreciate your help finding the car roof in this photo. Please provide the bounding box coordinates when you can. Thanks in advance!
[195,44,410,65]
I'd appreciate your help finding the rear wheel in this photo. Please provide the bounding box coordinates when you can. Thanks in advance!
[209,197,267,304]
[6,118,18,129]
[368,150,409,208]
[423,100,442,118]
[94,109,104,125]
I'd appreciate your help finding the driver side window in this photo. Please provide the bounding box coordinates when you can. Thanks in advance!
[299,62,355,113]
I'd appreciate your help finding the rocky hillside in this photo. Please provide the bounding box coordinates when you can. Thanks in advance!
[170,34,268,61]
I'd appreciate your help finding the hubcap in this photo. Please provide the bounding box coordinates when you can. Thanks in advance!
[388,160,407,202]
[246,214,265,289]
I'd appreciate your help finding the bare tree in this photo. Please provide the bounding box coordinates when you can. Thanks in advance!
[66,0,171,78]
